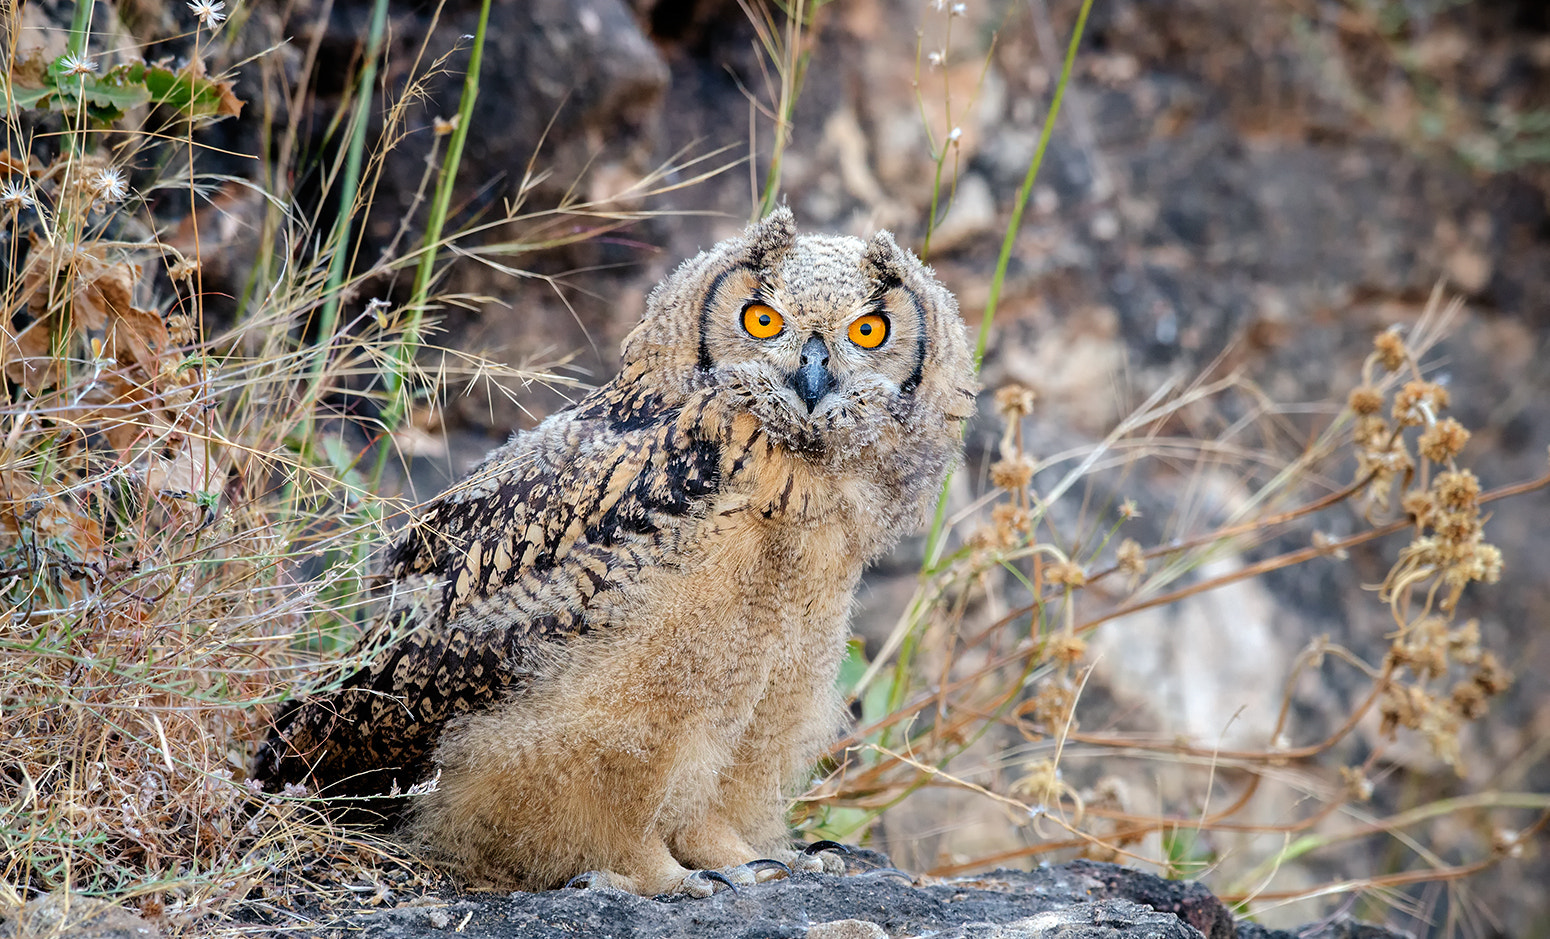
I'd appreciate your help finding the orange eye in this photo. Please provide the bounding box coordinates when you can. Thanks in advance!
[742,303,784,339]
[848,313,889,349]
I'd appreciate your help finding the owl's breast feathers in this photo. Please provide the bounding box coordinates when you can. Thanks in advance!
[255,378,869,802]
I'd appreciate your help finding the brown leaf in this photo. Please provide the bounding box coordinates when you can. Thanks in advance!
[68,252,134,332]
[10,244,166,387]
[62,374,152,454]
[0,149,39,178]
[0,471,105,569]
[147,432,223,502]
[103,302,168,373]
[2,316,64,393]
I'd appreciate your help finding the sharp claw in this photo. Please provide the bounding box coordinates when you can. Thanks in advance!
[745,858,793,880]
[802,840,851,856]
[687,869,738,895]
[858,867,914,883]
[565,871,604,889]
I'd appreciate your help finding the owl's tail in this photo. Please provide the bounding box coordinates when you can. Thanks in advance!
[249,675,429,824]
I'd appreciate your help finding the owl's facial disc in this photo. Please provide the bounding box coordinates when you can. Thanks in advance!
[788,335,834,412]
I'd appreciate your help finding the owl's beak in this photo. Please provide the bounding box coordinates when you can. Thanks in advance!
[788,335,834,413]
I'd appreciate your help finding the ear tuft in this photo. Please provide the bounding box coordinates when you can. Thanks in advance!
[862,229,909,284]
[745,206,798,270]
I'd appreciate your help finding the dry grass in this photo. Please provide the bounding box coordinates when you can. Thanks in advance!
[0,1,726,934]
[799,286,1550,927]
[2,0,1547,936]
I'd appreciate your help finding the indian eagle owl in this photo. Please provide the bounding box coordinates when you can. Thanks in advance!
[254,207,977,895]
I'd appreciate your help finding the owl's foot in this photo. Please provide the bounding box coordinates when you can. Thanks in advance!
[786,839,851,874]
[722,857,792,886]
[780,841,910,881]
[676,858,792,896]
[564,860,788,898]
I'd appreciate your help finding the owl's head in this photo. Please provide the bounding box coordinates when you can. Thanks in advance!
[622,208,976,462]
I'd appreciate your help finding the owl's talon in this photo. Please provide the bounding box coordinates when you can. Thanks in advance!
[724,858,792,885]
[678,868,738,897]
[564,870,611,890]
[858,867,914,883]
[789,840,851,874]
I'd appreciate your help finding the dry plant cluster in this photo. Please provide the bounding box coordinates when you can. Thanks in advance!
[0,0,1546,935]
[801,291,1548,926]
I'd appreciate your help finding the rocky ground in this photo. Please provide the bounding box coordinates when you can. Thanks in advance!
[15,859,1408,939]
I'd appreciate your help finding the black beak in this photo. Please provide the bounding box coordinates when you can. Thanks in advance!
[788,335,834,413]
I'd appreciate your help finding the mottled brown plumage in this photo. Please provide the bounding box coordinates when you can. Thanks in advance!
[253,209,976,895]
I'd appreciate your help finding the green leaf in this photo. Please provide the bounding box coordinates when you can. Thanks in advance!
[1,85,53,110]
[126,62,242,120]
[80,72,152,112]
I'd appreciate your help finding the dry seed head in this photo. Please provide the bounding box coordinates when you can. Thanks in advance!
[1339,765,1374,801]
[994,383,1037,420]
[1396,616,1449,679]
[990,454,1036,492]
[1450,680,1488,719]
[91,167,129,206]
[166,314,196,346]
[0,179,33,210]
[1420,698,1463,770]
[1348,386,1384,416]
[1115,538,1145,578]
[1418,418,1470,462]
[60,53,98,76]
[966,524,1001,554]
[1379,683,1426,736]
[991,503,1031,542]
[1374,329,1406,371]
[1021,680,1077,735]
[1448,619,1481,664]
[1473,650,1512,696]
[167,258,201,281]
[1353,415,1389,447]
[1046,558,1087,588]
[1401,489,1435,527]
[1010,758,1065,806]
[187,0,228,28]
[1046,632,1086,667]
[1392,380,1449,427]
[1433,509,1482,547]
[1433,469,1480,511]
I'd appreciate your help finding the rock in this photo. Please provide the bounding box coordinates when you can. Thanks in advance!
[0,893,160,939]
[244,861,1406,939]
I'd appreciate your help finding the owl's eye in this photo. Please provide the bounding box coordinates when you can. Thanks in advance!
[847,313,889,349]
[742,303,785,339]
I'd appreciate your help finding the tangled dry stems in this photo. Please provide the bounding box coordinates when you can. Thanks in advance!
[0,3,725,934]
[800,287,1550,923]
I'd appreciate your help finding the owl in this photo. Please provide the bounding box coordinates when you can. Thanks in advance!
[253,208,977,896]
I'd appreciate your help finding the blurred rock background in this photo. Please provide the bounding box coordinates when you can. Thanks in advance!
[44,0,1549,932]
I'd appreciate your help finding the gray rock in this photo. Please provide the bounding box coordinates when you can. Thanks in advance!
[246,861,1405,939]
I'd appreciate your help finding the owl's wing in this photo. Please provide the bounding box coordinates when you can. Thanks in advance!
[252,385,727,805]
